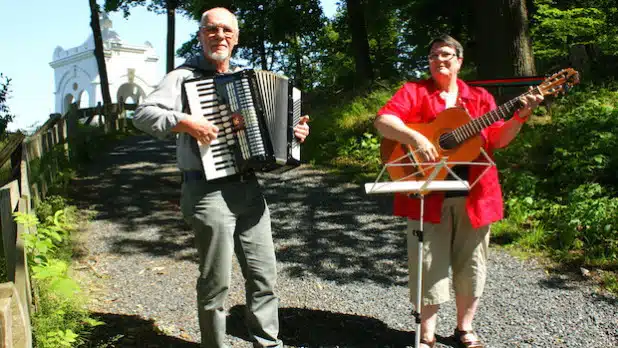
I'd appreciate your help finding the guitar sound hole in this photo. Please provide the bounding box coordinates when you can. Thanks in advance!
[439,132,458,150]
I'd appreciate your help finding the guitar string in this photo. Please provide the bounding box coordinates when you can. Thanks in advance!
[450,88,539,144]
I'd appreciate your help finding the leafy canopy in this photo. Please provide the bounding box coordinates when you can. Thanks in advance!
[0,73,15,137]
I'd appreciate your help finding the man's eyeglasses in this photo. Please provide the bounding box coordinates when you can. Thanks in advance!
[200,24,235,38]
[428,52,457,62]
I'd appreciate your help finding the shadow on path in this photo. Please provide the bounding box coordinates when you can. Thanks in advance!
[70,135,409,286]
[69,135,194,260]
[227,305,458,347]
[87,312,199,348]
[228,305,413,347]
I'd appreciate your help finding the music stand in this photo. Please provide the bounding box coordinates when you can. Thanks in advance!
[365,147,495,348]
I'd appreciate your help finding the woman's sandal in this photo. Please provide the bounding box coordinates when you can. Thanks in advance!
[453,328,485,348]
[420,337,436,348]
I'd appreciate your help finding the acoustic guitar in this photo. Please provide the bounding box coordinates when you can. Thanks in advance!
[380,68,580,182]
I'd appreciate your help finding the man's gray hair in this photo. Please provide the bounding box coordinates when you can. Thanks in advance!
[200,7,239,33]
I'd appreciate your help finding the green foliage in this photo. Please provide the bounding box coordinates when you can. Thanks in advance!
[104,0,195,17]
[0,73,15,138]
[532,4,606,59]
[540,184,618,259]
[14,197,102,347]
[495,83,618,273]
[33,290,94,348]
[44,329,78,347]
[311,21,356,90]
[531,0,618,79]
[601,271,618,293]
[304,84,398,178]
[35,195,69,224]
[14,208,80,298]
[28,145,75,199]
[172,0,618,92]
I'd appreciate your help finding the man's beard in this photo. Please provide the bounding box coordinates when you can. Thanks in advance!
[206,48,229,62]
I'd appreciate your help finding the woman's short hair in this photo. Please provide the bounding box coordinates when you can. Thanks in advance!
[428,34,464,58]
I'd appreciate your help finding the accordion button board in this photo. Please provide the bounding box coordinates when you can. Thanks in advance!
[183,69,302,182]
[184,78,239,180]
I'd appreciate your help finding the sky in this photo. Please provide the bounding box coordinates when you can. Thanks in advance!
[0,0,338,132]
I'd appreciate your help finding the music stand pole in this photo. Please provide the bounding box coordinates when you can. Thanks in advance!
[412,193,425,348]
[410,160,444,348]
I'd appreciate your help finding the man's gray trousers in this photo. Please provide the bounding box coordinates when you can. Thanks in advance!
[180,176,282,348]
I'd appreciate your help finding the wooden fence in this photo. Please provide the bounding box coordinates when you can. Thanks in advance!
[0,103,135,347]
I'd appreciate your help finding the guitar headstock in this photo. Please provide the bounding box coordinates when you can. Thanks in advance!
[538,68,580,97]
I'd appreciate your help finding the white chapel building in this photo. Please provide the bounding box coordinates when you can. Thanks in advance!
[50,12,160,114]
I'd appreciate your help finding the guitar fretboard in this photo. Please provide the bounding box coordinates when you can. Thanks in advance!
[449,89,537,145]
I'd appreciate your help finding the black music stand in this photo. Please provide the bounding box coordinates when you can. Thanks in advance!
[365,148,495,348]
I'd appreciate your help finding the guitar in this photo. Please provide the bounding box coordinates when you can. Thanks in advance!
[380,68,580,182]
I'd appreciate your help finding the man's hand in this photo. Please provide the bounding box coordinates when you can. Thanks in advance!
[518,87,545,120]
[374,113,438,162]
[294,115,310,143]
[411,132,439,162]
[186,117,219,145]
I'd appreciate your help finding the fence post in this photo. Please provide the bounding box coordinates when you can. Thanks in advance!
[0,180,19,281]
[0,292,10,347]
[20,146,30,212]
[10,143,23,193]
[0,282,32,348]
[14,196,32,347]
[66,104,78,162]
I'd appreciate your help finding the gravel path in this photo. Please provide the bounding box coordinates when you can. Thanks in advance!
[70,135,617,348]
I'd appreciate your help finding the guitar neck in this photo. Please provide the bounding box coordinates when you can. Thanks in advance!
[454,88,539,141]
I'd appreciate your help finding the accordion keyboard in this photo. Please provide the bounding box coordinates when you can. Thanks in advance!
[184,78,239,180]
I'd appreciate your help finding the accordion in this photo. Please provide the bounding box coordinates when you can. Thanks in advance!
[183,69,302,181]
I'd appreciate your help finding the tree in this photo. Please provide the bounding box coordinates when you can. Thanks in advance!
[89,0,113,106]
[530,0,618,78]
[345,0,373,87]
[471,0,536,78]
[105,0,192,73]
[263,0,324,90]
[186,0,324,89]
[0,74,15,137]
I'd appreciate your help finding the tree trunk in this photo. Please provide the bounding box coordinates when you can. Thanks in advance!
[259,37,268,70]
[293,36,303,90]
[345,0,373,87]
[471,0,536,79]
[89,0,112,106]
[166,0,176,73]
[259,7,268,70]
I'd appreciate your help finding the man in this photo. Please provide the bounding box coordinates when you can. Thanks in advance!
[373,35,543,348]
[132,7,309,348]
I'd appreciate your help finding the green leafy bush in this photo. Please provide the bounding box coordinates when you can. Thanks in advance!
[541,183,618,261]
[14,198,102,347]
[305,85,397,177]
[495,84,618,270]
[35,195,68,224]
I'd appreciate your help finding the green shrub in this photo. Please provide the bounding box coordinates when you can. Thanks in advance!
[541,183,618,261]
[304,84,399,177]
[14,197,102,347]
[494,83,618,273]
[35,195,68,224]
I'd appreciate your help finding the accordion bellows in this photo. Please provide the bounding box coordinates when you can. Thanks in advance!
[183,69,302,181]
